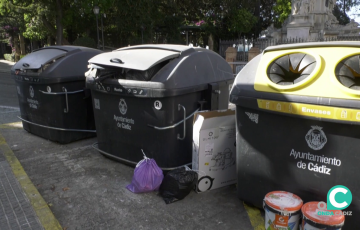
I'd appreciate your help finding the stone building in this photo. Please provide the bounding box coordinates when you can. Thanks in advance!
[263,0,360,40]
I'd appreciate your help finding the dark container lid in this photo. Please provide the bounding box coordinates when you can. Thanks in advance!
[86,44,233,94]
[12,46,102,83]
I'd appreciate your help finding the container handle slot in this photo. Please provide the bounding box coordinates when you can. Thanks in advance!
[91,142,191,170]
[147,107,199,138]
[63,87,69,113]
[177,104,186,140]
[110,58,124,64]
[39,88,85,113]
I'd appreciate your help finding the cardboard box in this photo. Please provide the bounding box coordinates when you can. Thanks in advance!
[192,109,236,193]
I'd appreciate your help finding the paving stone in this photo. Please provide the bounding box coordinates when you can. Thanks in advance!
[0,161,44,230]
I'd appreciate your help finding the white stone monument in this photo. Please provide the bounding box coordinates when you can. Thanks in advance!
[262,0,360,40]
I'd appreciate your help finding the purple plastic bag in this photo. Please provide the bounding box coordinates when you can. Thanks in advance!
[126,153,164,193]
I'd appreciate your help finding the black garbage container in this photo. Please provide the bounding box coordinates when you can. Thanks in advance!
[229,41,360,229]
[86,44,234,169]
[12,46,102,144]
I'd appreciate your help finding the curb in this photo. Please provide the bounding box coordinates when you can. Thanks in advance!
[0,128,62,230]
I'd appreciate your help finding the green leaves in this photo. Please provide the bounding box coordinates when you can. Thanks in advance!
[228,8,258,37]
[273,0,291,26]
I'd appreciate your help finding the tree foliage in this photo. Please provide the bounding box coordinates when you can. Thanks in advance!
[0,0,359,53]
[273,0,292,27]
[229,8,258,38]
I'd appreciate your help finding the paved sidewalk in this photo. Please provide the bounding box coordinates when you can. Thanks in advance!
[0,124,62,230]
[0,157,44,230]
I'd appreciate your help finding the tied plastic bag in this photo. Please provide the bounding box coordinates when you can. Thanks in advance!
[159,166,198,204]
[126,150,164,193]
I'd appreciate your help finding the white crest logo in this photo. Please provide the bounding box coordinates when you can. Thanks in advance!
[29,86,34,98]
[119,99,127,115]
[305,126,327,150]
[245,112,259,124]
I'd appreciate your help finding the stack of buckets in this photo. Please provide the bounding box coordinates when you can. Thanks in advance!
[264,191,345,230]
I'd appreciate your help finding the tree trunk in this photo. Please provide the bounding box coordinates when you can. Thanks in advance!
[32,40,39,51]
[19,33,26,55]
[14,36,20,61]
[41,11,70,45]
[208,34,214,51]
[56,0,63,45]
[47,36,55,46]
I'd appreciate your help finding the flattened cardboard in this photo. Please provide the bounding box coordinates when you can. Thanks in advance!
[192,109,236,193]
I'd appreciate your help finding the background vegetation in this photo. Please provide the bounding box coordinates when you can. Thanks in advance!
[0,0,359,60]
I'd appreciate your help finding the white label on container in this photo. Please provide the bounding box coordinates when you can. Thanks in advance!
[94,98,100,110]
[29,86,34,98]
[154,100,162,110]
[290,149,343,176]
[245,112,259,124]
[119,99,127,115]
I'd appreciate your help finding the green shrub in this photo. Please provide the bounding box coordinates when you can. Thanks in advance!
[73,37,97,48]
[4,53,14,62]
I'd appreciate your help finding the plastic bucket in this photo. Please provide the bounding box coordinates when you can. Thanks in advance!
[264,191,303,230]
[301,202,345,230]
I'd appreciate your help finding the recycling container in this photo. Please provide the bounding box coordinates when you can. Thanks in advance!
[229,41,360,229]
[86,44,234,169]
[12,46,102,144]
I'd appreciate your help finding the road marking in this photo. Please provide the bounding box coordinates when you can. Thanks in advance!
[0,105,20,110]
[243,202,265,230]
[0,105,20,114]
[0,122,23,129]
[0,110,20,114]
[0,130,62,230]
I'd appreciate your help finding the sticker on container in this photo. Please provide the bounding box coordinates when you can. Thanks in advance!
[29,86,34,98]
[119,99,127,115]
[305,126,327,150]
[245,112,259,124]
[94,98,100,110]
[274,214,289,227]
[264,191,303,230]
[154,100,162,110]
[47,86,51,93]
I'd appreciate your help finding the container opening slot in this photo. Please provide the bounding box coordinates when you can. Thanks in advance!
[335,55,360,90]
[267,53,316,85]
[95,59,170,82]
[42,55,65,71]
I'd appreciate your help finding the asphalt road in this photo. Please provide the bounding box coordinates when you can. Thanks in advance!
[0,60,18,108]
[0,60,20,125]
